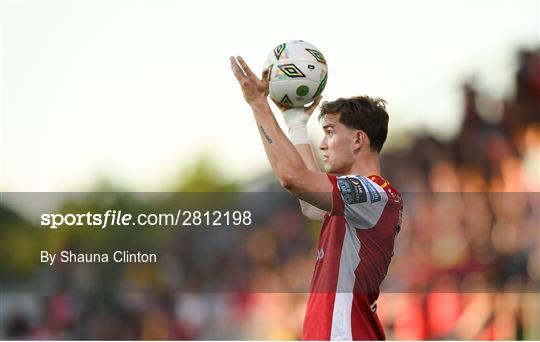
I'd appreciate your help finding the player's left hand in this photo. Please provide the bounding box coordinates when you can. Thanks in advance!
[230,56,270,107]
[273,95,323,130]
[272,95,323,118]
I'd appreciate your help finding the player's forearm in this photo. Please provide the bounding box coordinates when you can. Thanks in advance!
[282,109,325,217]
[294,144,320,171]
[294,144,326,219]
[250,101,308,187]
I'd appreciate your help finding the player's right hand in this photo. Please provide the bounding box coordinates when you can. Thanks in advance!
[230,56,270,108]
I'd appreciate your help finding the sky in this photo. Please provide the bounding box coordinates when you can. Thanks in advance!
[1,0,539,192]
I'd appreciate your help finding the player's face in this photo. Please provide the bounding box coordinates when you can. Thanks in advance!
[319,113,357,174]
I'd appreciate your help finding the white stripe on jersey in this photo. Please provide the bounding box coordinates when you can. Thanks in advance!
[330,221,362,340]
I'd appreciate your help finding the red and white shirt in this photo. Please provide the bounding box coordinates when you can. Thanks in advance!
[302,174,403,340]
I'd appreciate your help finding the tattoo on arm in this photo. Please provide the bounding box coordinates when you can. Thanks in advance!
[259,125,273,144]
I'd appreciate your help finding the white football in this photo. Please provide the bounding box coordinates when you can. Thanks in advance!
[263,40,328,107]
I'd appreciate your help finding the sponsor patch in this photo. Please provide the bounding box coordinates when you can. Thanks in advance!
[337,177,367,204]
[360,177,381,203]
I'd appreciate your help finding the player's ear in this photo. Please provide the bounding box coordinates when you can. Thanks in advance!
[353,130,366,151]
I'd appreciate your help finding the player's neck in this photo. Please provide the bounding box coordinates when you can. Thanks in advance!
[348,153,381,177]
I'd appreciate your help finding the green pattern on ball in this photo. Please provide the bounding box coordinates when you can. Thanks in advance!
[274,43,286,60]
[312,72,328,99]
[305,48,327,65]
[296,85,309,97]
[281,94,293,107]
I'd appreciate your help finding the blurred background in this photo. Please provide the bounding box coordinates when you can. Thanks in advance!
[1,0,539,340]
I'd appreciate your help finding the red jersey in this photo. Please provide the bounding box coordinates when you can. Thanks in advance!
[302,174,403,340]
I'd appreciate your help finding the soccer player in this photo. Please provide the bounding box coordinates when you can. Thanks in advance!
[230,56,403,340]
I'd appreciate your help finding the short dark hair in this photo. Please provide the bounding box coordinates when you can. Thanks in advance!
[319,96,389,153]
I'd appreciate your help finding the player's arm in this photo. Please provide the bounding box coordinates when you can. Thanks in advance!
[230,56,332,211]
[295,146,327,221]
[273,101,327,221]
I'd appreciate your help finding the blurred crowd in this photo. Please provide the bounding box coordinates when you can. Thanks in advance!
[1,48,539,340]
[371,47,540,340]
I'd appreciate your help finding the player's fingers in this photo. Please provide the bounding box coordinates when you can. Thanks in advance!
[313,95,323,107]
[237,56,257,80]
[272,98,289,111]
[306,95,323,115]
[230,56,246,81]
[261,69,270,89]
[262,67,270,81]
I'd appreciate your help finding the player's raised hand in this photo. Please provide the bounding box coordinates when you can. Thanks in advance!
[272,95,323,133]
[230,56,269,107]
[272,95,323,117]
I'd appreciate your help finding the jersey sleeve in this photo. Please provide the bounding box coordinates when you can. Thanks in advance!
[328,174,389,229]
